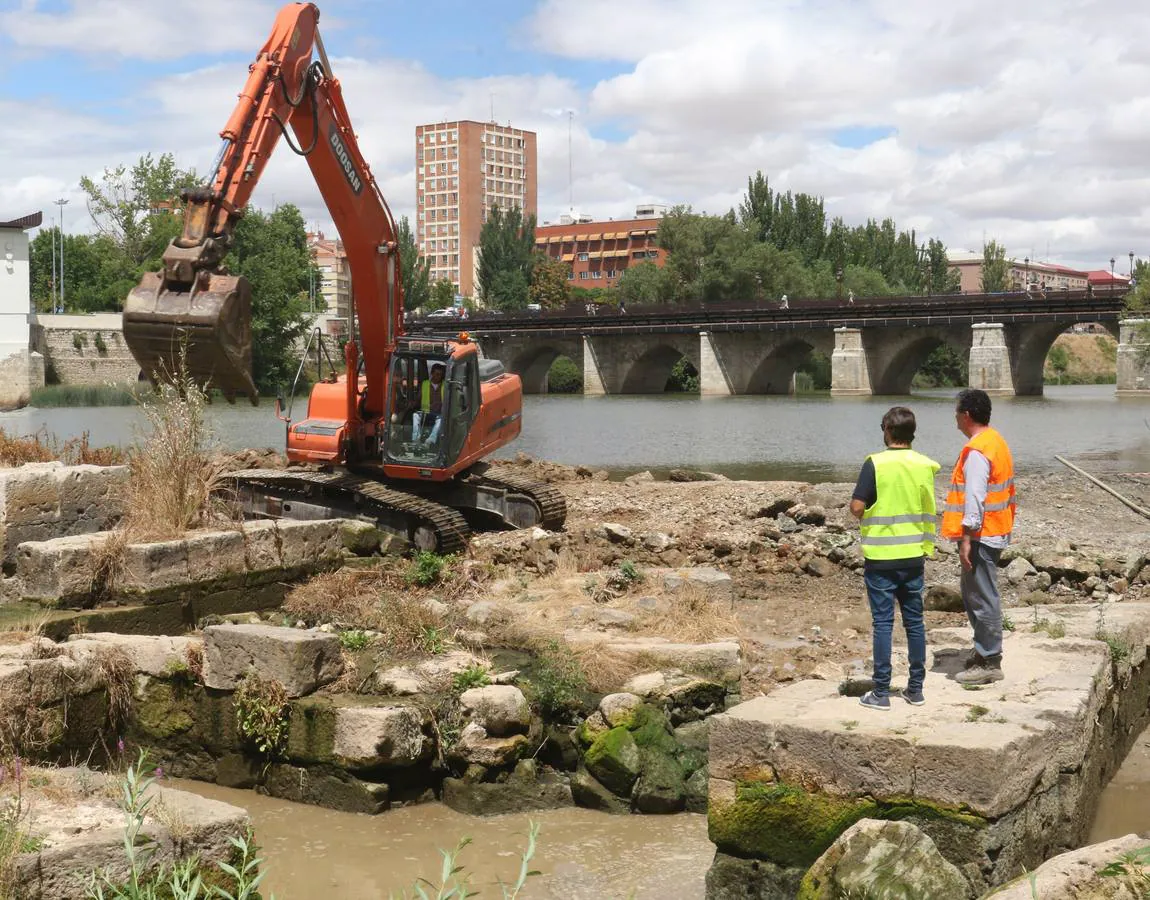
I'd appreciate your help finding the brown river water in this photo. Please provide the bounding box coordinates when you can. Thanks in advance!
[171,780,713,899]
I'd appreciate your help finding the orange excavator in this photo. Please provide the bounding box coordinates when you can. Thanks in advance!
[122,1,564,552]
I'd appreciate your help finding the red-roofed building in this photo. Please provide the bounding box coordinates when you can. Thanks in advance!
[1086,270,1130,290]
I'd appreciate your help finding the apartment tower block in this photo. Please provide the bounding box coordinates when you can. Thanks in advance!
[415,120,537,300]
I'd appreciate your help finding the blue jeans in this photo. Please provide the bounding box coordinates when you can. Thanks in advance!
[864,566,926,696]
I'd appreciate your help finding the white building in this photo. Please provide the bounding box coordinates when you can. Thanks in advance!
[0,212,45,409]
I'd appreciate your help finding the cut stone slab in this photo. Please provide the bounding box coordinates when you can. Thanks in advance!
[662,566,733,602]
[13,766,248,900]
[800,818,973,899]
[366,650,486,696]
[981,833,1148,899]
[459,685,531,736]
[67,633,200,678]
[332,706,429,768]
[202,623,343,697]
[0,462,128,566]
[565,631,742,686]
[706,602,1150,895]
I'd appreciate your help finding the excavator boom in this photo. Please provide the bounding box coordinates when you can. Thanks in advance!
[124,1,402,410]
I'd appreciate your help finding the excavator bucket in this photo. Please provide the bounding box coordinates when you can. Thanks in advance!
[123,271,258,403]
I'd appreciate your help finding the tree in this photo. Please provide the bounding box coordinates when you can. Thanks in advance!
[225,203,312,393]
[476,205,536,306]
[397,216,430,311]
[29,228,137,312]
[80,153,200,269]
[738,171,773,243]
[529,255,570,308]
[1047,344,1071,384]
[429,279,456,311]
[617,262,675,305]
[980,240,1010,293]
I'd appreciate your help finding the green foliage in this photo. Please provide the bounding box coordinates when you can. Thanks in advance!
[29,383,143,407]
[1031,611,1066,639]
[1046,344,1072,383]
[524,640,586,718]
[418,626,447,655]
[95,332,108,354]
[451,664,491,694]
[1096,335,1118,362]
[965,704,990,722]
[73,333,86,350]
[477,205,537,309]
[406,551,453,587]
[338,629,373,652]
[546,356,582,393]
[616,261,675,305]
[980,240,1010,293]
[429,279,457,311]
[795,351,832,392]
[225,204,312,393]
[389,821,541,900]
[913,345,969,388]
[618,560,642,584]
[529,254,571,308]
[1098,844,1150,889]
[1095,630,1131,664]
[1002,614,1015,632]
[398,216,430,311]
[665,358,699,392]
[87,751,271,899]
[233,673,290,758]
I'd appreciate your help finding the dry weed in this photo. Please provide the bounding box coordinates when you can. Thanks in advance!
[0,694,61,759]
[149,794,192,840]
[568,640,645,693]
[95,647,135,733]
[639,585,740,643]
[0,428,124,468]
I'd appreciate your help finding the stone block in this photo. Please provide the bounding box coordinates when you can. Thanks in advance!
[67,633,199,678]
[333,706,429,768]
[262,763,389,814]
[564,631,742,686]
[662,566,733,602]
[459,685,531,736]
[202,624,343,697]
[238,519,285,571]
[183,529,247,583]
[120,539,190,592]
[272,518,344,566]
[985,833,1148,899]
[450,722,529,768]
[15,532,111,604]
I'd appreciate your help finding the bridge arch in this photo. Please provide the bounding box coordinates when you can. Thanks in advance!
[620,343,699,393]
[511,344,577,394]
[869,326,971,395]
[746,338,823,394]
[1010,320,1120,395]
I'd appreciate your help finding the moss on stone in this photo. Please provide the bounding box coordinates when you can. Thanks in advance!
[710,780,991,871]
[584,726,641,796]
[134,680,196,740]
[627,704,679,756]
[633,748,687,814]
[285,696,336,765]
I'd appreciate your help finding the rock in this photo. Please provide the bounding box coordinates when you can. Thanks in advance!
[632,750,686,814]
[67,633,199,678]
[422,598,450,618]
[790,505,827,526]
[1020,590,1050,606]
[641,532,674,552]
[624,471,654,485]
[673,719,710,754]
[599,692,644,727]
[442,772,572,816]
[369,651,486,696]
[1110,578,1129,594]
[623,672,668,699]
[1030,551,1100,583]
[459,685,531,737]
[799,819,972,899]
[984,834,1147,899]
[464,601,505,625]
[754,498,796,519]
[685,767,709,813]
[924,584,965,613]
[668,469,708,482]
[451,722,529,768]
[1005,556,1037,585]
[339,520,382,556]
[332,706,428,768]
[570,767,630,814]
[663,566,733,602]
[538,725,581,770]
[593,608,636,629]
[490,669,519,685]
[804,557,836,578]
[575,710,611,748]
[583,727,642,796]
[566,632,742,686]
[776,514,801,533]
[1036,571,1053,590]
[705,853,803,900]
[601,523,633,543]
[201,624,342,697]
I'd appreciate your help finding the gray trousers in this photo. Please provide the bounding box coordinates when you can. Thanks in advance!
[961,541,1003,658]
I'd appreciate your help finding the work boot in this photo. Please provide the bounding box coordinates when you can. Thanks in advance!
[962,648,981,669]
[954,655,1003,686]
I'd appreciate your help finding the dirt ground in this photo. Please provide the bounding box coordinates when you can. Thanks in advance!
[472,457,1150,696]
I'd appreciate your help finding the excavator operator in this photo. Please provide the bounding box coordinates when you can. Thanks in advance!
[412,363,446,446]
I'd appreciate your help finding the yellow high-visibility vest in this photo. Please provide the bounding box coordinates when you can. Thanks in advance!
[860,449,940,561]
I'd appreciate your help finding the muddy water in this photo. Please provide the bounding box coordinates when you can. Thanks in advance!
[172,780,712,899]
[1089,725,1150,843]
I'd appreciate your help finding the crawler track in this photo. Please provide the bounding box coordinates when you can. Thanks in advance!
[467,464,568,531]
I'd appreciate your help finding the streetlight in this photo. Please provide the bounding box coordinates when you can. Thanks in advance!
[1024,257,1030,291]
[1130,250,1135,280]
[54,198,69,310]
[1110,257,1116,296]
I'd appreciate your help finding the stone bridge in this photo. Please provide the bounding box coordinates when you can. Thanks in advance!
[459,293,1148,396]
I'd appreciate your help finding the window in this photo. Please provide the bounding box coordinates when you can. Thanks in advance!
[579,271,589,280]
[577,252,589,261]
[592,271,602,279]
[648,251,659,259]
[606,270,615,279]
[567,271,575,280]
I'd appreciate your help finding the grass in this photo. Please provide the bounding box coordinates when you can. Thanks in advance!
[1095,630,1131,664]
[29,384,143,408]
[1031,616,1066,639]
[0,428,124,467]
[965,705,990,722]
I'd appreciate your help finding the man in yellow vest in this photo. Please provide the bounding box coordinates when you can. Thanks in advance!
[412,363,446,445]
[941,389,1015,686]
[850,407,940,710]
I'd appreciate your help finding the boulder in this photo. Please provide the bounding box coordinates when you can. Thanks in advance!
[799,818,972,899]
[1030,551,1100,583]
[459,685,532,737]
[584,726,642,796]
[662,567,733,602]
[632,750,687,814]
[442,763,572,816]
[332,706,429,768]
[983,834,1148,898]
[602,523,634,543]
[570,767,630,814]
[201,624,343,697]
[451,722,529,768]
[925,584,965,613]
[1004,556,1037,585]
[790,504,827,526]
[804,557,836,578]
[623,471,655,485]
[599,692,644,727]
[641,532,674,552]
[367,651,485,696]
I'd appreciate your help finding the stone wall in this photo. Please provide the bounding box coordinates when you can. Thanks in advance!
[30,312,141,385]
[0,462,128,571]
[0,347,45,409]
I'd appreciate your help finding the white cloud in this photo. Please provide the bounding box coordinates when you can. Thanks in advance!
[5,0,1150,273]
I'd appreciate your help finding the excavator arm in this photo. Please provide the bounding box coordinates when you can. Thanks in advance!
[124,1,402,416]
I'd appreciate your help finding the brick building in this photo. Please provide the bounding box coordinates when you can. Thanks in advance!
[534,208,667,288]
[415,120,538,299]
[947,250,1088,293]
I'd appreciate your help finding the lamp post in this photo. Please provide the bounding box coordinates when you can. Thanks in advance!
[1024,257,1029,291]
[1130,251,1135,278]
[54,198,69,310]
[1110,257,1116,295]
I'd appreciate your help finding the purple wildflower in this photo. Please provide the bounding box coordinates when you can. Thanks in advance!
[117,738,125,754]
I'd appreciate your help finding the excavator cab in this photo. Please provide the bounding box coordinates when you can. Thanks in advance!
[385,341,478,469]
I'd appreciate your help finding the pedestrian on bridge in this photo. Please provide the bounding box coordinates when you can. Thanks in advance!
[780,294,789,309]
[850,406,940,711]
[942,389,1015,686]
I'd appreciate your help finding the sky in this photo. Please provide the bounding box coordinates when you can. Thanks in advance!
[2,0,1149,273]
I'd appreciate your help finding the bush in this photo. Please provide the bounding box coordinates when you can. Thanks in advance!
[451,664,491,694]
[338,629,373,652]
[234,673,290,758]
[406,552,453,587]
[546,356,582,393]
[524,640,586,718]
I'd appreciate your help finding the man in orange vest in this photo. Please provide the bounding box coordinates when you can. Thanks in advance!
[941,389,1015,686]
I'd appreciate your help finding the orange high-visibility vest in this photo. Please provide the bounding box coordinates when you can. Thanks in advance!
[940,427,1015,540]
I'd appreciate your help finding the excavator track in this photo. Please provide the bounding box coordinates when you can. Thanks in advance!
[223,469,471,555]
[466,464,568,531]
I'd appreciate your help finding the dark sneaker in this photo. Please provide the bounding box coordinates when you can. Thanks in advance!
[901,689,925,706]
[955,656,1003,686]
[859,691,890,711]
